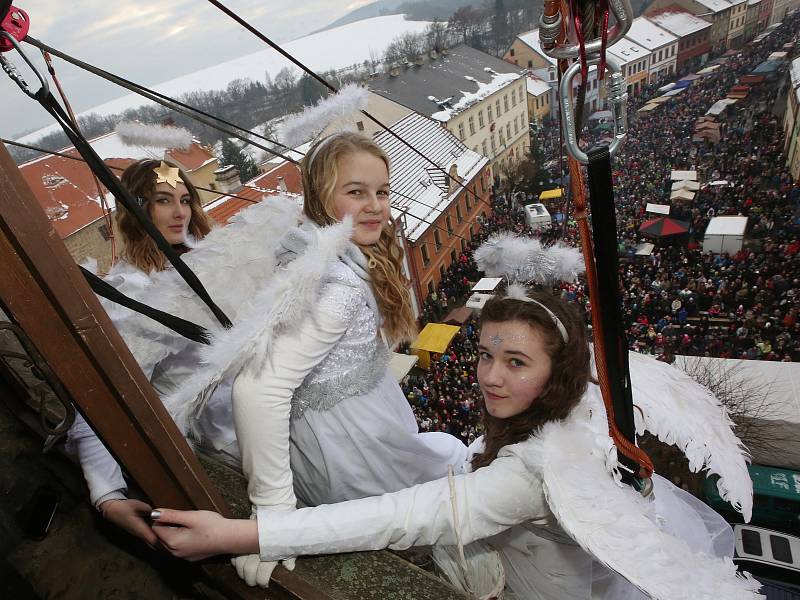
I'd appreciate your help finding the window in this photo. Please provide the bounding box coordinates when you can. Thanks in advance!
[506,123,511,141]
[770,535,793,564]
[461,238,467,252]
[468,116,476,135]
[458,122,465,140]
[439,264,446,279]
[496,99,501,117]
[534,97,539,110]
[98,224,111,241]
[421,244,430,266]
[510,48,515,57]
[481,139,488,156]
[478,110,485,128]
[356,121,365,131]
[487,105,493,122]
[491,134,496,152]
[514,117,519,134]
[450,249,457,263]
[427,280,435,295]
[466,193,472,211]
[446,215,453,236]
[511,89,517,106]
[528,59,533,68]
[504,95,509,111]
[456,203,463,223]
[434,230,442,251]
[741,529,763,556]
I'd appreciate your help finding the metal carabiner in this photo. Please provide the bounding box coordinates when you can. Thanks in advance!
[559,53,627,165]
[539,0,634,60]
[0,30,49,99]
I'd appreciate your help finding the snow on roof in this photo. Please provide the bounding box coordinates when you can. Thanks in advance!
[374,113,488,243]
[16,15,434,145]
[430,70,521,122]
[695,0,733,12]
[516,29,557,65]
[607,38,650,65]
[370,45,523,122]
[526,76,551,96]
[648,11,712,37]
[626,17,678,51]
[705,215,748,235]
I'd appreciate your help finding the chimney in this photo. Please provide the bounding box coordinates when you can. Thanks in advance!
[277,176,288,194]
[213,165,242,194]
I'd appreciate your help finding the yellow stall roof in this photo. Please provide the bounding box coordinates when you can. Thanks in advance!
[411,323,461,354]
[539,188,563,201]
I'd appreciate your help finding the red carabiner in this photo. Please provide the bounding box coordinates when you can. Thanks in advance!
[0,5,29,52]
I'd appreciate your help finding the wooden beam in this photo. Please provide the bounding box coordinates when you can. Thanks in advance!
[0,143,333,600]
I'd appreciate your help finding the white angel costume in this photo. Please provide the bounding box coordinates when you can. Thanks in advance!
[174,219,468,511]
[252,372,763,600]
[67,195,302,505]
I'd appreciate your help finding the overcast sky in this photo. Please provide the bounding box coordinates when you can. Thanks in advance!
[0,0,372,138]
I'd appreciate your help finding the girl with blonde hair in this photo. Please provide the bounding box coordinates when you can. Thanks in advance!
[177,131,469,585]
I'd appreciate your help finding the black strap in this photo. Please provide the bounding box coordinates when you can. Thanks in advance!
[81,267,210,345]
[33,87,233,330]
[586,146,638,474]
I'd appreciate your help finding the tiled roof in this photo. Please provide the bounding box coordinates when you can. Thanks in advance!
[369,45,524,119]
[626,17,678,51]
[205,161,302,224]
[374,113,488,243]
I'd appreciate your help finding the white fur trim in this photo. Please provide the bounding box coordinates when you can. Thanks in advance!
[115,121,193,150]
[474,234,584,286]
[279,84,370,148]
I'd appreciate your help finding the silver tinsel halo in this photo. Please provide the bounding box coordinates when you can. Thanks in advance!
[474,233,584,287]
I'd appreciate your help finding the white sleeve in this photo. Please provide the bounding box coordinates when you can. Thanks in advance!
[232,282,360,511]
[256,448,546,561]
[66,413,127,507]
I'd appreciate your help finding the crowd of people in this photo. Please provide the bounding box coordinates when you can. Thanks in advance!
[403,15,799,439]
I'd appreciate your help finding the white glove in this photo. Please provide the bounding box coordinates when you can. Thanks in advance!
[232,554,296,587]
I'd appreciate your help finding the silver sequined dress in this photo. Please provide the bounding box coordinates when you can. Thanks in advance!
[287,253,468,507]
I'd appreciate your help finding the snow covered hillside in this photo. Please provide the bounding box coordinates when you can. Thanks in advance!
[17,14,432,144]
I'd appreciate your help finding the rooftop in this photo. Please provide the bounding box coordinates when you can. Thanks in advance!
[607,37,650,65]
[369,45,524,123]
[374,112,488,242]
[695,0,735,13]
[526,76,551,96]
[647,9,713,37]
[625,17,678,51]
[516,29,557,65]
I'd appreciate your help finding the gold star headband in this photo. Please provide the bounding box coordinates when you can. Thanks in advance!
[152,161,183,188]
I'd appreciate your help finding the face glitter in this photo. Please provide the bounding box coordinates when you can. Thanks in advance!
[490,333,504,348]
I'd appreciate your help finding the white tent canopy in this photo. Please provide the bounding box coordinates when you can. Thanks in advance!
[672,180,701,191]
[670,170,697,181]
[646,203,671,215]
[703,216,747,254]
[671,189,696,201]
[706,98,737,116]
[635,242,655,256]
[673,356,800,469]
[389,352,418,382]
[471,277,502,292]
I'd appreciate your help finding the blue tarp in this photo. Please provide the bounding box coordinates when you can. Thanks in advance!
[673,79,693,89]
[753,61,781,74]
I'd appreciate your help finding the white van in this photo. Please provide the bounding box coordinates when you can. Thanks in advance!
[734,524,800,586]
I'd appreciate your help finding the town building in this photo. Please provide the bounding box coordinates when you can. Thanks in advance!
[647,8,713,72]
[726,0,749,49]
[374,112,491,309]
[369,45,529,179]
[606,37,652,97]
[625,17,679,84]
[646,0,733,53]
[744,0,763,43]
[526,76,552,124]
[784,58,800,181]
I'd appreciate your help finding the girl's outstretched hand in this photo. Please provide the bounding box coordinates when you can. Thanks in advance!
[150,508,258,561]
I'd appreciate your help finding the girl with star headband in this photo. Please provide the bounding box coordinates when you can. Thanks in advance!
[116,159,210,273]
